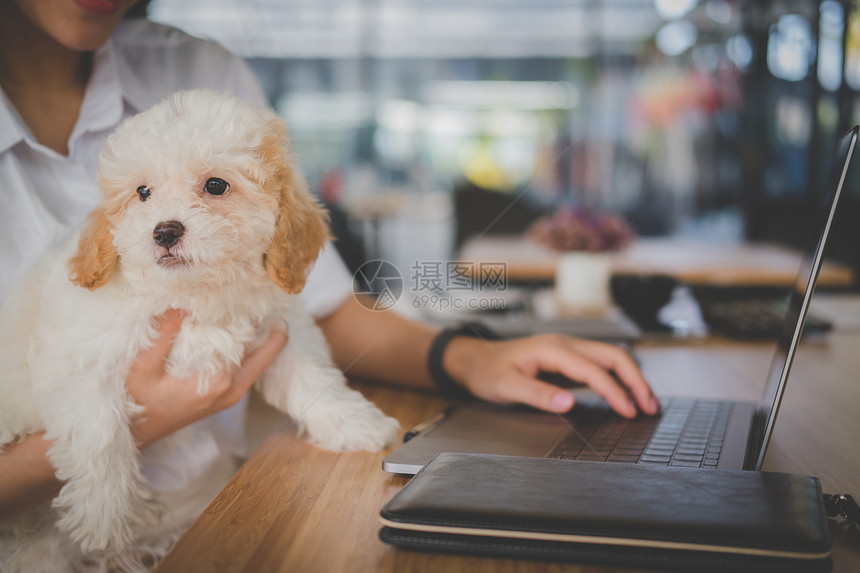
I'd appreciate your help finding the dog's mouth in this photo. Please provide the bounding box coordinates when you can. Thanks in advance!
[157,254,190,268]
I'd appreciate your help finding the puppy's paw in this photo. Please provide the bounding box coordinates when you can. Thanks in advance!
[336,410,401,452]
[303,398,400,452]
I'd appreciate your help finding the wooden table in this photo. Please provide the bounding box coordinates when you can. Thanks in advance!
[155,305,860,573]
[459,236,856,286]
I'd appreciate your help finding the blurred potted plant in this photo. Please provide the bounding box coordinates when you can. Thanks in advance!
[528,205,634,314]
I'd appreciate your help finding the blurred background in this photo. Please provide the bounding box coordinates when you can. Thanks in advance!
[146,0,860,288]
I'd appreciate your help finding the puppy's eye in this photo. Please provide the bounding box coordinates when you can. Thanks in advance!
[137,185,151,202]
[204,177,230,196]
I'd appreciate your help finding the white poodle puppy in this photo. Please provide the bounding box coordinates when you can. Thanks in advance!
[0,90,400,572]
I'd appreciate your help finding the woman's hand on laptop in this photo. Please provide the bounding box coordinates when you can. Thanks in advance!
[444,333,659,418]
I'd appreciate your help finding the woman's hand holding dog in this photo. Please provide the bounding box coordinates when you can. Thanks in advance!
[128,309,289,448]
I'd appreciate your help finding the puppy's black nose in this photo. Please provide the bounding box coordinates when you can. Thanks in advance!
[153,220,185,248]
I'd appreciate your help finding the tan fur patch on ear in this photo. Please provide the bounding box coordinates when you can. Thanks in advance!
[260,122,332,294]
[68,208,119,290]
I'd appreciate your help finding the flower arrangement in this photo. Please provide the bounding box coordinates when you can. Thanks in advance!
[528,205,634,252]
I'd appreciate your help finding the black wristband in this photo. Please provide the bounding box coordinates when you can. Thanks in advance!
[427,322,503,400]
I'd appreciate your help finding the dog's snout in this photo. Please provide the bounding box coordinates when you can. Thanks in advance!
[153,220,185,248]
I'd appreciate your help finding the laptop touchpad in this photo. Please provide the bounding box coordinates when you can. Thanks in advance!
[425,404,570,451]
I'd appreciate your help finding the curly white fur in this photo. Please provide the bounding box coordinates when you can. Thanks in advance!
[0,90,399,572]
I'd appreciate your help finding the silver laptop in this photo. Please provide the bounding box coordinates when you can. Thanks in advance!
[383,125,858,475]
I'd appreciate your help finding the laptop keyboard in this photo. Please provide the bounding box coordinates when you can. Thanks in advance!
[547,399,732,468]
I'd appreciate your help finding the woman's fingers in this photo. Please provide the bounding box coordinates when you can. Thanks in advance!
[130,309,186,380]
[233,329,289,392]
[496,374,576,413]
[469,334,657,418]
[531,342,639,417]
[567,339,659,414]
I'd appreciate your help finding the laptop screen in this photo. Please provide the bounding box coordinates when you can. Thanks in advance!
[750,125,858,471]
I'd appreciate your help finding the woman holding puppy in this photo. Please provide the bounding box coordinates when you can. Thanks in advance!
[0,0,657,546]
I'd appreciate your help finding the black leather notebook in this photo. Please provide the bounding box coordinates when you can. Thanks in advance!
[379,453,832,572]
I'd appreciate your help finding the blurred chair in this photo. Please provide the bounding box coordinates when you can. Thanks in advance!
[318,170,368,275]
[453,180,547,250]
[324,201,368,276]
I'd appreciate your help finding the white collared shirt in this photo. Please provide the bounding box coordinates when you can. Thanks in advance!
[0,18,353,490]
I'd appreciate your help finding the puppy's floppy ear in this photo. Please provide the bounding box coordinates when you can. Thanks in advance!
[68,207,118,290]
[261,124,332,294]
